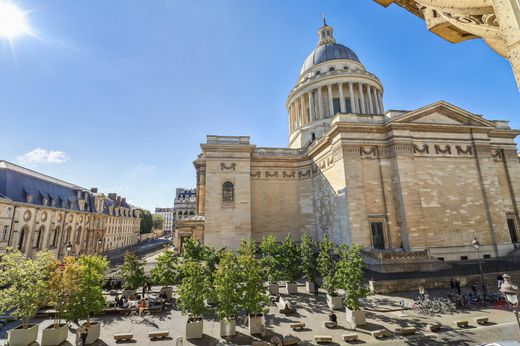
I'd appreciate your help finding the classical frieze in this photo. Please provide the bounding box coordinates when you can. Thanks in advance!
[220,162,236,171]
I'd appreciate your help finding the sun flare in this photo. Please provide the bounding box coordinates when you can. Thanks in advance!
[0,1,31,41]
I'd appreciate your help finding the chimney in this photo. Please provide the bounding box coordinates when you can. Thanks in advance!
[91,187,98,193]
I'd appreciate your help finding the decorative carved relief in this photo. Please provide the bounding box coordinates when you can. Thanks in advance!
[265,171,278,178]
[250,171,261,178]
[282,171,295,178]
[220,162,236,171]
[491,149,502,161]
[434,144,451,155]
[394,143,413,156]
[455,145,473,155]
[298,170,311,178]
[360,146,377,158]
[413,144,429,154]
[503,149,518,160]
[378,146,393,159]
[343,146,360,157]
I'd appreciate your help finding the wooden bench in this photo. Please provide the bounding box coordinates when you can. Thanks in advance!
[475,317,489,325]
[342,333,358,341]
[290,322,306,330]
[148,331,169,339]
[454,320,468,328]
[251,341,270,346]
[315,335,333,343]
[397,327,416,335]
[371,329,388,338]
[283,335,300,345]
[427,322,441,332]
[323,321,337,328]
[114,333,133,341]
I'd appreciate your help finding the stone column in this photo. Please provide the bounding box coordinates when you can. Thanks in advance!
[327,84,334,117]
[308,91,315,121]
[317,87,324,119]
[367,86,374,114]
[372,87,380,114]
[358,83,366,114]
[348,82,355,113]
[377,91,384,114]
[338,82,346,113]
[300,95,305,125]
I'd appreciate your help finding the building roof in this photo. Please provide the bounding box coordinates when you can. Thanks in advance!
[301,43,360,74]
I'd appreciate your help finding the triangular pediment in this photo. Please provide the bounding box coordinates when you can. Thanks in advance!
[389,101,495,128]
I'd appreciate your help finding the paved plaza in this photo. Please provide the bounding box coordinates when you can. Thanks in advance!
[1,284,520,346]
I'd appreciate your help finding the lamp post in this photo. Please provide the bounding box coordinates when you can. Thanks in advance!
[65,241,72,257]
[97,238,103,254]
[472,237,485,290]
[500,273,520,333]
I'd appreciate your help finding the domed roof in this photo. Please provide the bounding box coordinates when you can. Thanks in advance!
[301,42,360,74]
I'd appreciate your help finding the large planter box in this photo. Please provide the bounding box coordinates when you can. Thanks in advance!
[41,323,68,346]
[75,322,101,345]
[306,281,316,293]
[285,282,298,295]
[267,282,279,295]
[346,308,366,327]
[186,318,203,339]
[327,294,343,310]
[160,286,173,300]
[220,318,236,337]
[7,324,39,346]
[122,289,136,299]
[248,314,264,335]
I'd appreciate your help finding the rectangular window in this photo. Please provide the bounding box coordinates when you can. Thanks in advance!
[507,217,518,243]
[370,221,385,250]
[460,256,468,260]
[332,98,340,115]
[1,225,8,241]
[344,97,352,113]
[483,254,491,259]
[437,257,444,262]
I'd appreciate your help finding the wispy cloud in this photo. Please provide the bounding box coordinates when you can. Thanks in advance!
[17,148,69,164]
[133,162,157,174]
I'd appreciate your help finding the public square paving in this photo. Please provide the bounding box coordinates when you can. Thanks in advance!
[1,285,519,346]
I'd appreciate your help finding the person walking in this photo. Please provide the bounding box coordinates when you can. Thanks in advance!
[455,280,462,295]
[314,282,319,297]
[450,278,456,294]
[497,274,504,289]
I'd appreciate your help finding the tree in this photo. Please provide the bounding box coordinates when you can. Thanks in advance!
[259,235,283,283]
[47,256,83,328]
[152,214,164,230]
[120,252,145,290]
[66,255,108,327]
[177,259,211,319]
[182,238,207,262]
[317,235,339,296]
[237,240,269,315]
[300,233,317,283]
[0,249,54,329]
[139,209,153,234]
[280,234,301,282]
[336,244,369,310]
[151,249,179,287]
[213,251,242,320]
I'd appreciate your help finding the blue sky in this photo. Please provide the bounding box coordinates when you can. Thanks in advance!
[1,0,519,211]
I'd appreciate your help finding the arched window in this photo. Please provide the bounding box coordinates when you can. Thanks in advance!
[315,71,321,76]
[18,226,27,251]
[50,227,60,247]
[329,67,335,71]
[76,227,82,244]
[33,226,44,249]
[222,182,234,202]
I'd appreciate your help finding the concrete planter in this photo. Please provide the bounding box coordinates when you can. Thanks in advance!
[267,282,279,295]
[248,314,264,335]
[76,322,101,345]
[186,318,203,339]
[41,323,68,346]
[327,294,343,310]
[346,308,366,327]
[285,282,298,295]
[122,289,136,299]
[7,324,39,346]
[220,318,236,337]
[160,286,173,299]
[306,281,316,293]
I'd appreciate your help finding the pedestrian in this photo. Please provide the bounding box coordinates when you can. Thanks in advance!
[450,278,455,293]
[455,280,461,295]
[418,286,427,300]
[497,274,504,289]
[79,328,88,346]
[314,282,319,297]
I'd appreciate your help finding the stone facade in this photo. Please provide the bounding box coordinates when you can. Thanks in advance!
[155,207,174,235]
[176,22,520,262]
[372,0,520,90]
[0,161,141,258]
[173,188,196,227]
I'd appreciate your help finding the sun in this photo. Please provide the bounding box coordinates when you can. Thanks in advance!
[0,1,31,41]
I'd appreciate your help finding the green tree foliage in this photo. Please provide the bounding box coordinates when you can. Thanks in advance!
[237,240,269,315]
[120,252,145,290]
[317,235,339,296]
[336,244,369,310]
[139,209,153,234]
[67,255,108,326]
[213,251,242,320]
[280,234,301,282]
[177,259,211,318]
[152,214,164,230]
[0,249,54,328]
[47,256,83,328]
[151,249,179,287]
[182,238,207,262]
[259,235,283,283]
[300,233,317,283]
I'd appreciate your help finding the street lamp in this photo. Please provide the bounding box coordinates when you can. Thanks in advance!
[97,238,103,254]
[65,241,72,257]
[500,273,520,333]
[472,237,485,291]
